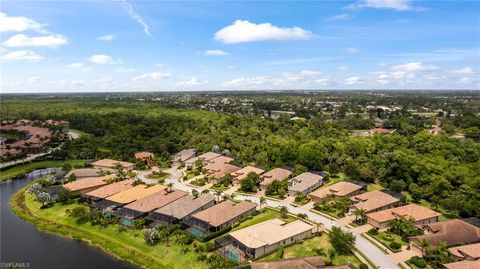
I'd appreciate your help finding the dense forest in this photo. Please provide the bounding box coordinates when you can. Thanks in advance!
[2,98,479,218]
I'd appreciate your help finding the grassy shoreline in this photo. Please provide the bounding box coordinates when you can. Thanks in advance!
[1,160,86,182]
[9,184,207,269]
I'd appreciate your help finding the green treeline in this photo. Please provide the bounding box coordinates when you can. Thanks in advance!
[2,99,479,218]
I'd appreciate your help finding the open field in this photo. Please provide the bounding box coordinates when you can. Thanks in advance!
[0,160,86,182]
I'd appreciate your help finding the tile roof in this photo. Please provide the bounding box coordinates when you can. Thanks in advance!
[106,184,166,204]
[174,149,196,162]
[251,256,326,269]
[65,168,101,178]
[229,218,314,249]
[63,176,111,192]
[191,200,257,227]
[205,162,241,179]
[443,260,480,269]
[85,180,134,199]
[261,168,292,185]
[310,181,364,199]
[288,172,325,193]
[449,243,480,260]
[410,219,480,247]
[153,193,216,219]
[123,189,188,213]
[232,166,265,181]
[91,158,134,169]
[196,152,222,161]
[350,190,400,212]
[366,204,440,223]
[134,151,154,159]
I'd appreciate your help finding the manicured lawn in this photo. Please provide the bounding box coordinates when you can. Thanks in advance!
[367,183,384,192]
[12,189,209,269]
[231,208,296,232]
[145,172,170,181]
[324,173,346,187]
[372,231,407,252]
[1,160,86,182]
[258,233,362,267]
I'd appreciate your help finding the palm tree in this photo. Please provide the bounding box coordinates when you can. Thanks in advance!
[214,189,223,202]
[418,239,429,256]
[259,197,266,210]
[230,193,236,200]
[167,182,174,193]
[353,208,367,223]
[279,206,288,218]
[192,189,199,198]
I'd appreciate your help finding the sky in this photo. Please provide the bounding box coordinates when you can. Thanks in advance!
[1,0,479,92]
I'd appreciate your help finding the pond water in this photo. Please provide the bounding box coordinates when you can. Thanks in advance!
[0,168,136,269]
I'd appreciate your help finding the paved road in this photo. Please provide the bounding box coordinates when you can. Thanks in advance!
[0,131,81,169]
[156,167,399,269]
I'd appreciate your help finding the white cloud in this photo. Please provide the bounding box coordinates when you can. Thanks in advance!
[223,70,331,89]
[326,14,352,21]
[214,20,313,44]
[3,34,68,48]
[0,12,45,32]
[88,54,119,64]
[114,0,152,37]
[71,80,85,87]
[449,67,474,74]
[67,62,91,72]
[345,76,363,85]
[346,0,413,11]
[391,62,439,72]
[1,50,44,62]
[131,72,171,82]
[345,47,359,54]
[97,34,116,41]
[176,77,208,87]
[204,49,229,56]
[116,67,135,73]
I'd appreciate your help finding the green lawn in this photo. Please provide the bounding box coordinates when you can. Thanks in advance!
[324,173,346,187]
[145,172,170,181]
[258,233,362,267]
[1,160,86,182]
[372,231,407,252]
[232,208,296,232]
[12,187,208,269]
[367,183,384,192]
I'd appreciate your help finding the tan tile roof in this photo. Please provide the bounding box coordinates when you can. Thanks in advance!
[449,243,480,259]
[63,176,111,192]
[251,256,326,269]
[153,193,216,219]
[261,168,292,185]
[174,149,196,162]
[106,184,166,204]
[443,260,480,269]
[350,190,400,212]
[366,204,441,223]
[196,152,222,161]
[232,166,265,181]
[288,172,325,193]
[207,155,234,165]
[229,218,314,249]
[85,180,134,199]
[410,219,480,247]
[91,158,134,169]
[191,200,257,227]
[65,168,101,178]
[124,189,188,213]
[134,151,154,159]
[310,181,364,199]
[205,162,241,179]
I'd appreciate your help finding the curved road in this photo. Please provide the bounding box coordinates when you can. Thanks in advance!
[153,166,399,269]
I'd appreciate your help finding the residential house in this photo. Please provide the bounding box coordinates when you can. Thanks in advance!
[232,166,265,184]
[94,184,166,210]
[117,189,188,225]
[259,168,292,190]
[63,175,112,194]
[366,204,441,230]
[222,219,314,261]
[84,179,134,203]
[186,200,257,233]
[349,190,401,213]
[134,151,154,165]
[147,193,216,224]
[251,257,355,269]
[409,219,480,248]
[173,149,196,164]
[184,151,222,167]
[443,260,480,269]
[448,243,480,260]
[91,158,135,171]
[65,168,102,179]
[288,172,328,196]
[309,180,366,202]
[205,161,241,181]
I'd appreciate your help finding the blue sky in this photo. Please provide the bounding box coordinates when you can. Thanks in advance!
[1,0,479,92]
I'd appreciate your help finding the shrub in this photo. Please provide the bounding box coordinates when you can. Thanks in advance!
[389,241,402,250]
[383,233,394,241]
[275,246,284,259]
[359,264,368,269]
[409,256,427,268]
[68,206,89,224]
[367,228,379,235]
